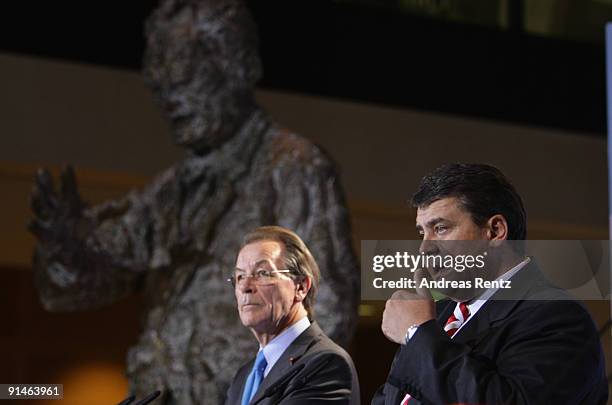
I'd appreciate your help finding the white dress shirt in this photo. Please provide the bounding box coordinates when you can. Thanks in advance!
[260,316,311,377]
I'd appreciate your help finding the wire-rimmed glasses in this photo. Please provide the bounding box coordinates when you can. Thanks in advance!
[227,268,293,288]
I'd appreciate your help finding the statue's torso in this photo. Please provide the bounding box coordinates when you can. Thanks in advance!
[125,124,357,404]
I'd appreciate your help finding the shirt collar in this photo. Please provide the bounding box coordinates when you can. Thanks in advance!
[261,316,311,377]
[466,256,531,315]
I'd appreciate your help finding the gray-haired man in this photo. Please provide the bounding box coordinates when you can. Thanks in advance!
[225,226,360,405]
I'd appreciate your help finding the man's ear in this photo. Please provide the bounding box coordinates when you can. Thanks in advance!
[486,214,509,244]
[295,276,312,302]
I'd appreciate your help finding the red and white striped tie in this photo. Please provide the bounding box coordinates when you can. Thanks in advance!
[400,302,470,404]
[444,302,471,337]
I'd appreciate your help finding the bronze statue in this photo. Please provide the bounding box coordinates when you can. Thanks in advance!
[29,0,359,403]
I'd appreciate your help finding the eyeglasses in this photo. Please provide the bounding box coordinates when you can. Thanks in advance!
[227,268,294,288]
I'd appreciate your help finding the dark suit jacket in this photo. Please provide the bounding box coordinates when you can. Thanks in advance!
[225,322,360,404]
[372,261,608,405]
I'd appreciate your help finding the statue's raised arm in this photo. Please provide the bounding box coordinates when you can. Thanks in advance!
[29,166,152,310]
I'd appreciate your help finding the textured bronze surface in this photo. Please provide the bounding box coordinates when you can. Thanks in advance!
[29,1,358,403]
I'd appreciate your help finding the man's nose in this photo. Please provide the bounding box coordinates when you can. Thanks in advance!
[237,276,257,294]
[419,238,440,255]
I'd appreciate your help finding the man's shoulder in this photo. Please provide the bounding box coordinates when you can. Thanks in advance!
[509,265,595,320]
[301,324,355,368]
[483,288,599,339]
[485,261,595,320]
[253,323,359,404]
[293,323,358,396]
[514,295,594,323]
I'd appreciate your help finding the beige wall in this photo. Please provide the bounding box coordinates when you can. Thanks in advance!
[0,51,607,265]
[257,91,608,235]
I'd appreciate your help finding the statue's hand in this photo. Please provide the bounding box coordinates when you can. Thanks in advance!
[28,166,86,246]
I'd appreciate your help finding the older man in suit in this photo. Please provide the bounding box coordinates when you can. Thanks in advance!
[373,163,608,405]
[225,226,360,405]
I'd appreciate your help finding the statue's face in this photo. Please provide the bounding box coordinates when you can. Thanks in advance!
[143,4,258,151]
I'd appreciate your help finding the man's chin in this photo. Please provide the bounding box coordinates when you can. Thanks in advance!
[428,267,453,279]
[438,288,478,302]
[425,267,459,284]
[239,314,263,329]
[429,273,478,302]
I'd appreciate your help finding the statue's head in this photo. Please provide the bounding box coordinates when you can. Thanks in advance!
[143,0,262,152]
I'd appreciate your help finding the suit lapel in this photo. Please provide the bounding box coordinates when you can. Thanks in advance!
[448,261,544,344]
[249,322,322,404]
[228,360,254,405]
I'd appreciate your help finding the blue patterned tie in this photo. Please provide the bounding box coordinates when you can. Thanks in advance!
[241,350,268,405]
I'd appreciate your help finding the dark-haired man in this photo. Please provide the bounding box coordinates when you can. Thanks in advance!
[226,226,360,404]
[372,163,607,404]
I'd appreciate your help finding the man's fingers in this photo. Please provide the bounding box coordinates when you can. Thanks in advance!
[414,268,433,299]
[390,289,426,302]
[390,290,407,300]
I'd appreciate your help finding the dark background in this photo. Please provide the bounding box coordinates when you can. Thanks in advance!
[0,0,606,135]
